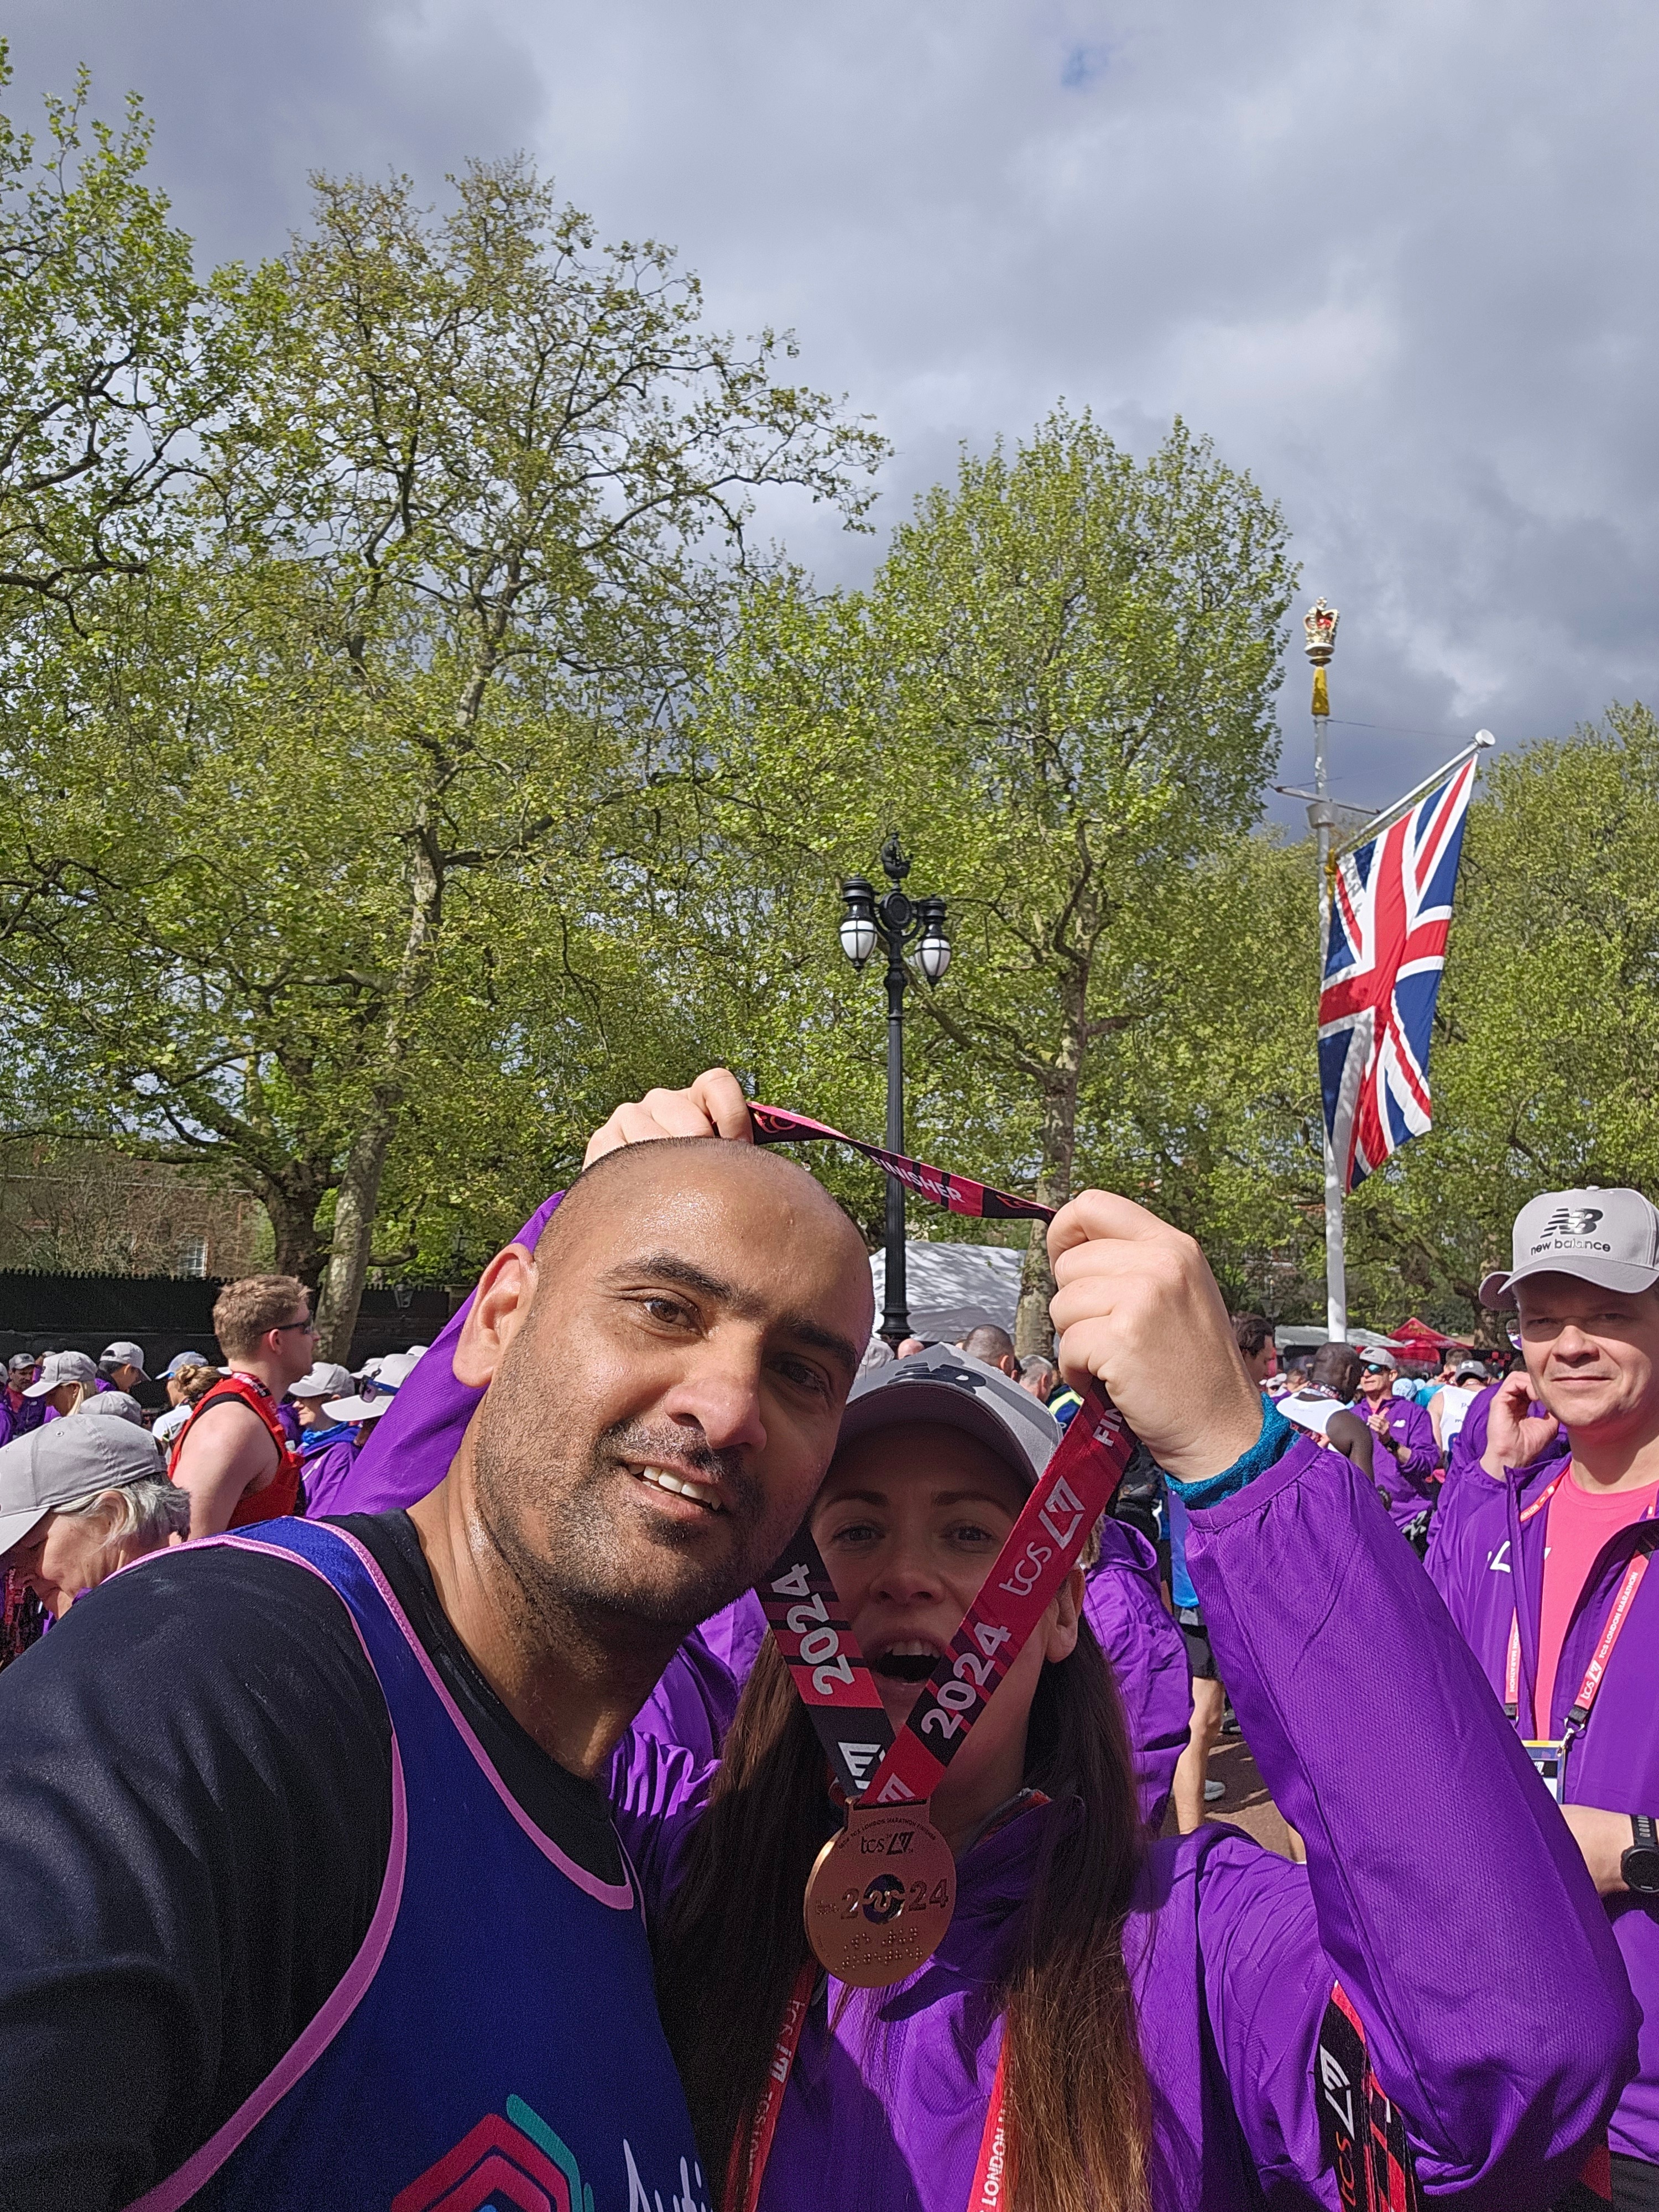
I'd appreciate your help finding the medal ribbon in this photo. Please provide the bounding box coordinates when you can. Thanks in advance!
[749,1105,1138,1809]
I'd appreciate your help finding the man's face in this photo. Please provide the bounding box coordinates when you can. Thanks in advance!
[1357,1361,1394,1402]
[269,1309,320,1390]
[1517,1273,1659,1438]
[7,1363,33,1395]
[467,1149,874,1639]
[1242,1341,1277,1386]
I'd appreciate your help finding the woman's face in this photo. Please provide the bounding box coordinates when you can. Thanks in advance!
[810,1422,1082,1746]
[2,1493,127,1618]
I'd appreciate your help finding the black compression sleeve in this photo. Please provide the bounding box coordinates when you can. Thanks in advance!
[0,1545,391,2212]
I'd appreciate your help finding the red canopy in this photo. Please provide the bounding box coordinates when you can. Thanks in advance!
[1392,1315,1473,1356]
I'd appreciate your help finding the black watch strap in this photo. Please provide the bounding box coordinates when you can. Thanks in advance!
[1622,1814,1659,1896]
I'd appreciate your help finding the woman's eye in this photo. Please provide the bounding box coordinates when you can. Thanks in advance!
[947,1522,998,1546]
[826,1520,880,1546]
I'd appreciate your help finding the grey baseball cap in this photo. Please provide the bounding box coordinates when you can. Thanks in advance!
[23,1350,97,1399]
[100,1341,148,1376]
[0,1418,165,1555]
[834,1343,1061,1490]
[289,1361,354,1403]
[7,1352,36,1374]
[74,1391,148,1427]
[1479,1187,1659,1310]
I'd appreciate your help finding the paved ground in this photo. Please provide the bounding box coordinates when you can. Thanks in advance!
[1161,1731,1300,1858]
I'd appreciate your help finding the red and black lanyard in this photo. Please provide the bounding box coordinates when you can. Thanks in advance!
[748,1107,1136,1813]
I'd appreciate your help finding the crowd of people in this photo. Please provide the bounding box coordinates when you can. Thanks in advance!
[0,1070,1651,2211]
[0,1320,431,1663]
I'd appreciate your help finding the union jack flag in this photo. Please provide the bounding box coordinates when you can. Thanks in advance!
[1318,758,1478,1191]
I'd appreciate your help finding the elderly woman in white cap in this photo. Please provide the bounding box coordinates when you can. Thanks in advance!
[0,1422,187,1621]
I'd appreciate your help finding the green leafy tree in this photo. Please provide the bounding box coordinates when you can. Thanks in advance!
[0,158,881,1355]
[0,54,229,607]
[650,413,1296,1345]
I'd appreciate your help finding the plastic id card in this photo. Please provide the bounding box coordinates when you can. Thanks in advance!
[1524,1741,1566,1803]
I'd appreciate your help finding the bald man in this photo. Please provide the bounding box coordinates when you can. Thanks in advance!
[0,1079,874,2210]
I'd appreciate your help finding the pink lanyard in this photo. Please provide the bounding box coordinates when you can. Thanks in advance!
[1505,1474,1655,1737]
[727,1948,1012,2212]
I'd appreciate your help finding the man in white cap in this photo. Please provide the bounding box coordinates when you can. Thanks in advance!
[1352,1346,1439,1545]
[1432,1186,1659,2197]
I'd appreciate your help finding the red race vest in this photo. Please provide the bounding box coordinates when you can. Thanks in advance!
[169,1373,302,1527]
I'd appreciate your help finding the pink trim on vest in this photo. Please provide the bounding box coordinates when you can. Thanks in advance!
[322,1522,635,1911]
[123,1533,409,2211]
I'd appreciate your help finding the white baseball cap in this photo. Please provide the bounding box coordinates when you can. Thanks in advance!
[23,1350,97,1399]
[0,1419,165,1555]
[1480,1187,1659,1309]
[324,1349,424,1425]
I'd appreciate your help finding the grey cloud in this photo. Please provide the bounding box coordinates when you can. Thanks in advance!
[11,0,1659,818]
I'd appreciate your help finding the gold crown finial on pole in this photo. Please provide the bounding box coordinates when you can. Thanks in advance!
[1303,598,1339,718]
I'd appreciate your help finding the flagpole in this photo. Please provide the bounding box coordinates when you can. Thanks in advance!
[1329,730,1496,862]
[1302,601,1345,1342]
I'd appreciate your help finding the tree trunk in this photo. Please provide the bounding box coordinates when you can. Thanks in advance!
[1013,977,1088,1358]
[313,1113,394,1361]
[311,823,444,1362]
[260,1175,329,1290]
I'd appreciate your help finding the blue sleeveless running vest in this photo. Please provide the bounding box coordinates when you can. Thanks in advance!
[130,1517,708,2212]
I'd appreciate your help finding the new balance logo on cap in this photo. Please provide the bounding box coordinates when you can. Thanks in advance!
[1541,1207,1604,1238]
[1480,1186,1659,1310]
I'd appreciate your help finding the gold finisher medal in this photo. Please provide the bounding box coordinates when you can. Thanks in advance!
[802,1801,956,1987]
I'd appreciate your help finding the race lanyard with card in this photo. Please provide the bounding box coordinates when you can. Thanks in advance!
[748,1106,1137,1989]
[1504,1490,1655,1793]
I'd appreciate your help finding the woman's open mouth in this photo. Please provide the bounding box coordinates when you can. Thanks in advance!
[869,1637,945,1683]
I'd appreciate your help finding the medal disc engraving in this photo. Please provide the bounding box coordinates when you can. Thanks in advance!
[803,1802,956,1987]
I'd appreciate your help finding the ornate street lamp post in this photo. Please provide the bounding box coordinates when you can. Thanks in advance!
[838,833,952,1347]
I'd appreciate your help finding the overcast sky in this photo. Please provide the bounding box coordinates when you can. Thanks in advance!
[15,1,1659,818]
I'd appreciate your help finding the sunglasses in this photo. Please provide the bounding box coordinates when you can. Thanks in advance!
[276,1318,319,1337]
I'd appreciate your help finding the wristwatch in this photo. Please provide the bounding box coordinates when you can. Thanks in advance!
[1622,1815,1659,1896]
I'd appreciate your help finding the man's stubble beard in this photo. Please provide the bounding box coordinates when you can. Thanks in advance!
[472,1373,784,1648]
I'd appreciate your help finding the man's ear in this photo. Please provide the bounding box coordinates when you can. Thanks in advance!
[452,1244,539,1389]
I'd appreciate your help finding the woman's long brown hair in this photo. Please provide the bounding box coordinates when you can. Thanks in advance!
[653,1617,1152,2212]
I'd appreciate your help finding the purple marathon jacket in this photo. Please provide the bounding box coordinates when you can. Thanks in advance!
[1359,1392,1440,1528]
[1428,1439,1659,2168]
[611,1434,1635,2210]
